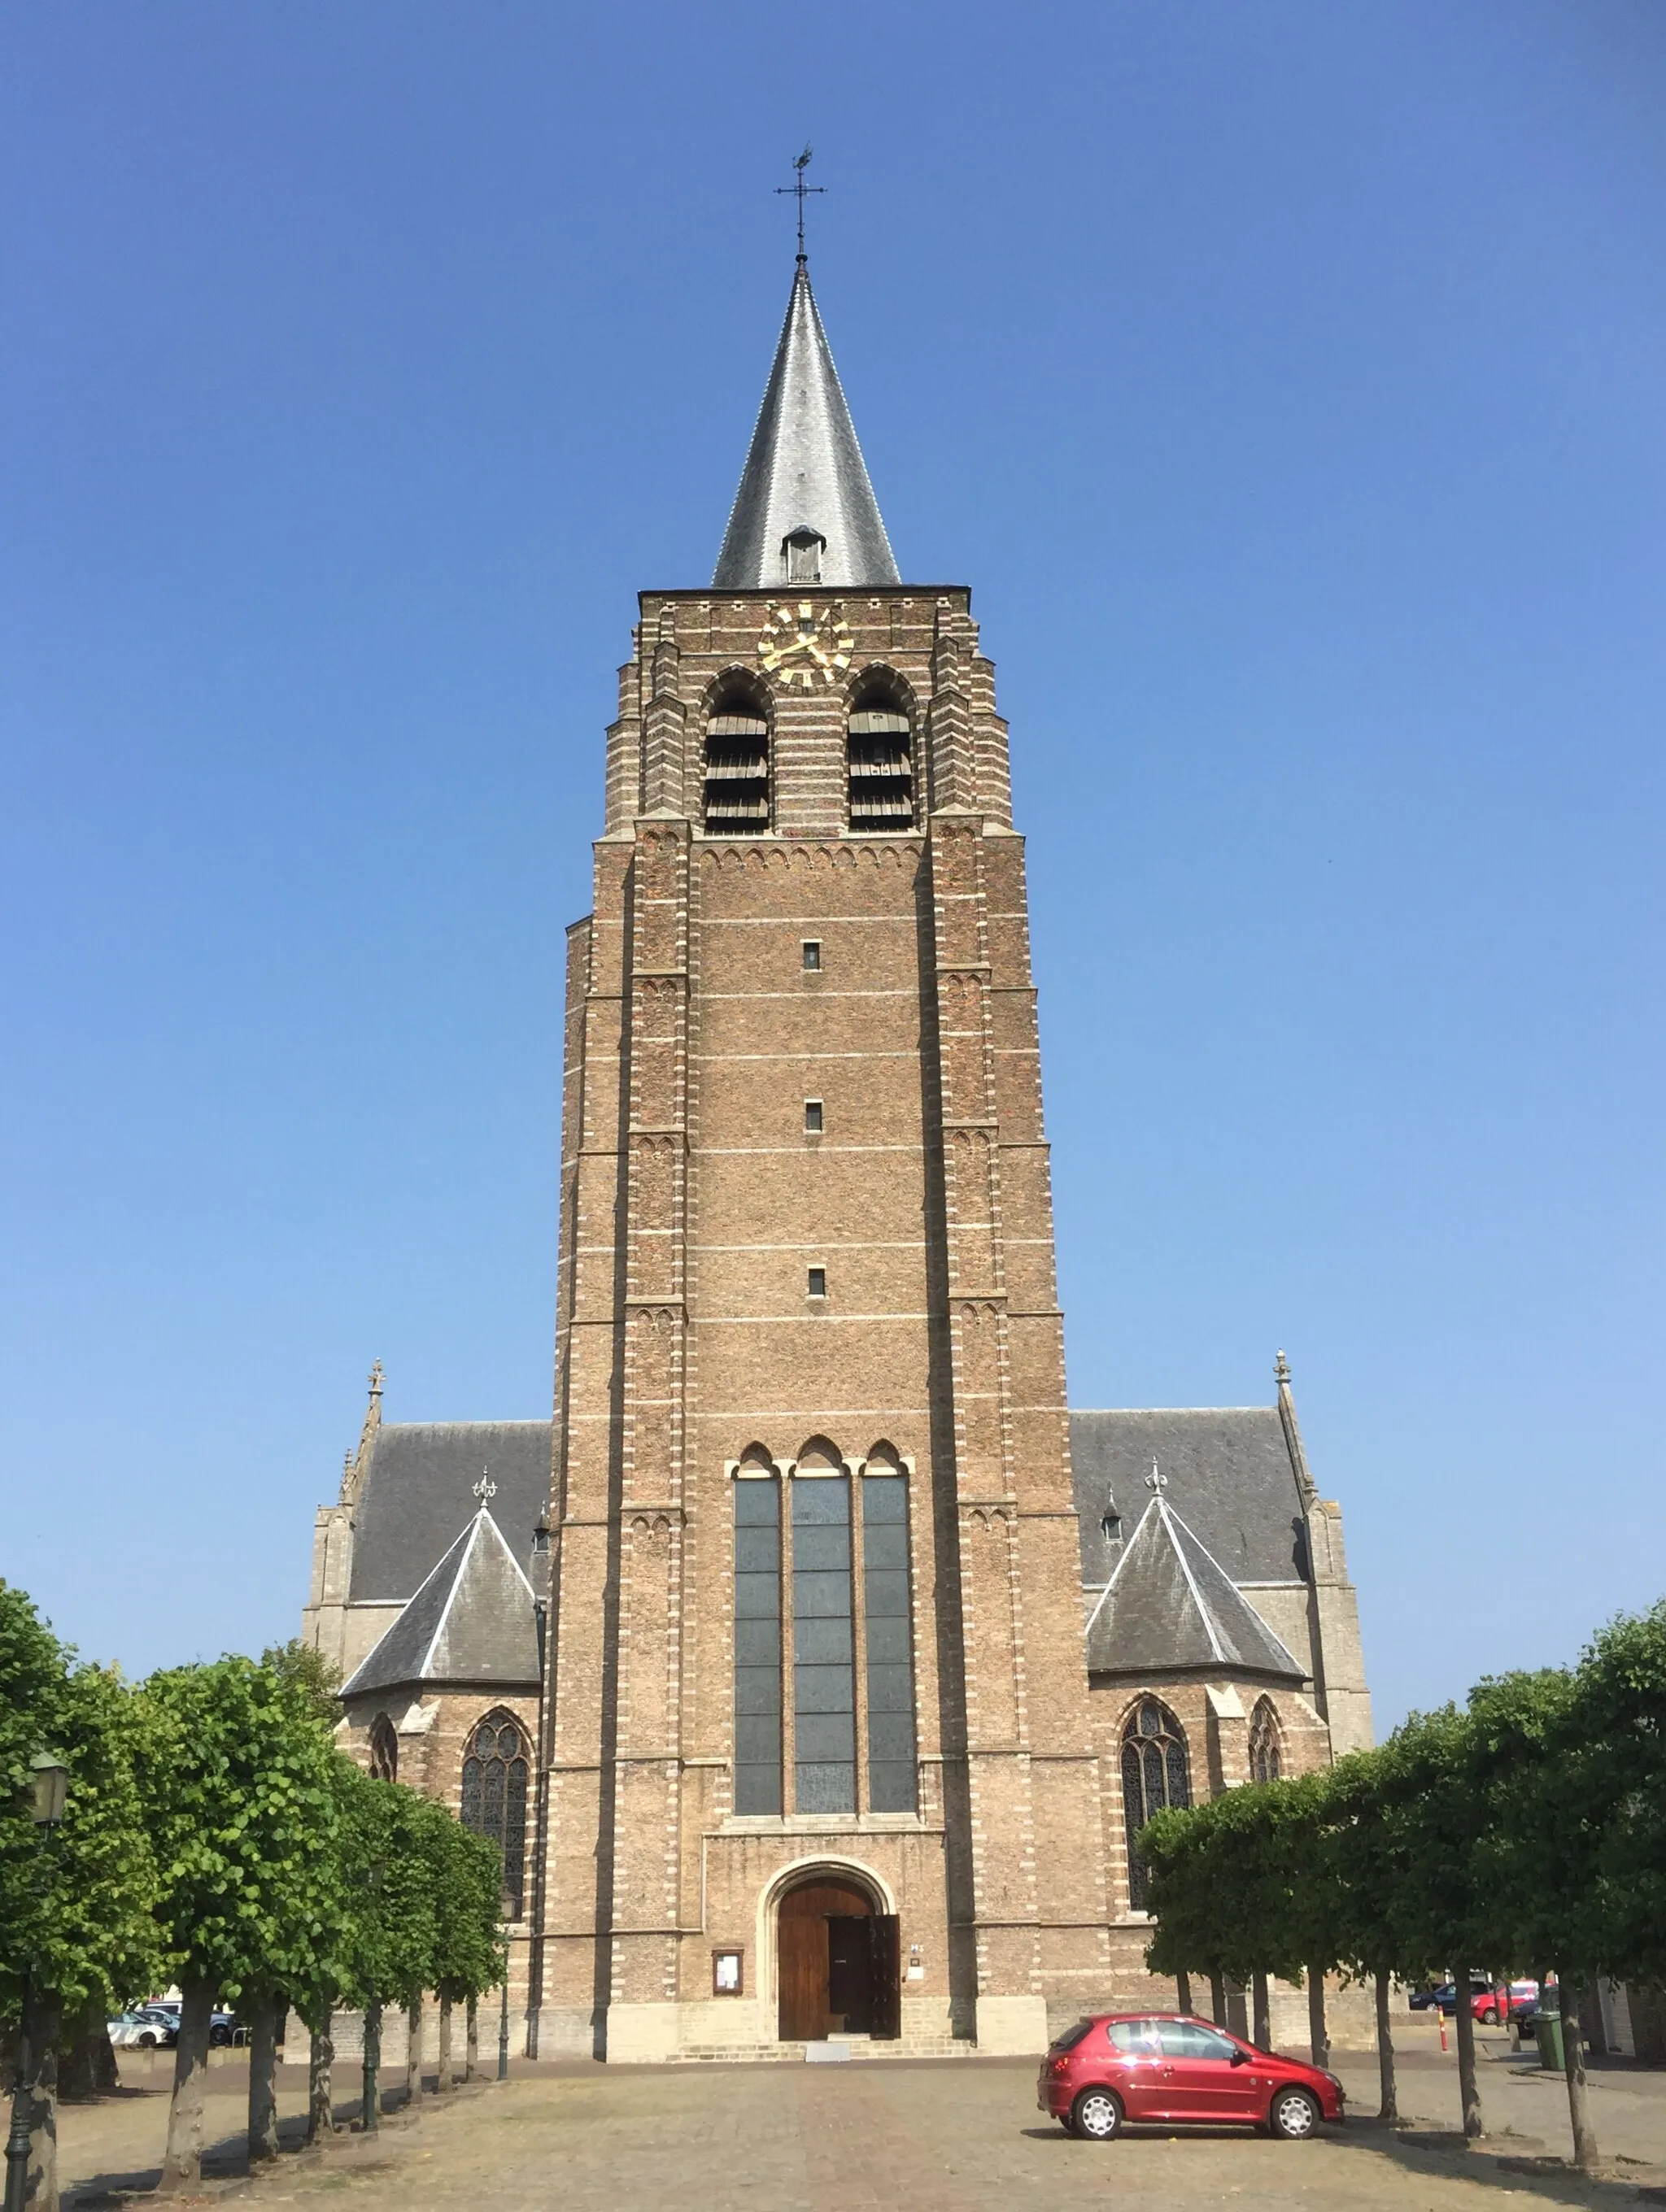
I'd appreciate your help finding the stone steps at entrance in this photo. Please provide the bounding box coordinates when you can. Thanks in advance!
[671,2038,979,2064]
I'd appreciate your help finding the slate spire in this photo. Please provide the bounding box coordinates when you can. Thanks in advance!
[713,260,901,591]
[1084,1483,1306,1682]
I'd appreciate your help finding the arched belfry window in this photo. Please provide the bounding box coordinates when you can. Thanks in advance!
[460,1709,531,1919]
[1249,1698,1283,1784]
[703,683,770,836]
[847,681,914,832]
[369,1713,398,1783]
[782,527,826,583]
[1120,1696,1191,1912]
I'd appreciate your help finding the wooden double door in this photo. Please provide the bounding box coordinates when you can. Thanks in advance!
[777,1878,901,2042]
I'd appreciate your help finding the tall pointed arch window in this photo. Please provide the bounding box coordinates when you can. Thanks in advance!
[1249,1698,1283,1784]
[1121,1697,1191,1912]
[846,680,914,832]
[460,1709,531,1919]
[369,1713,398,1782]
[703,684,770,835]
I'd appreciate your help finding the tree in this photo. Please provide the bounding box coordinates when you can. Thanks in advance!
[137,1654,344,2189]
[423,1803,504,2091]
[334,1769,438,2133]
[1,1585,163,2212]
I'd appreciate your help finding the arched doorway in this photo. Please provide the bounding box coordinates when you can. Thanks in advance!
[776,1871,900,2042]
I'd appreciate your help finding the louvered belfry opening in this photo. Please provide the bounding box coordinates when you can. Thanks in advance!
[846,682,914,832]
[702,686,771,835]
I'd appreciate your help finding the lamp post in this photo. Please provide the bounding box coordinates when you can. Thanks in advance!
[4,1753,69,2212]
[496,1901,511,2083]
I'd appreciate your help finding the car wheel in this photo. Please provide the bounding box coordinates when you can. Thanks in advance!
[1481,2005,1498,2024]
[138,2033,157,2049]
[1071,2088,1123,2142]
[1270,2088,1320,2140]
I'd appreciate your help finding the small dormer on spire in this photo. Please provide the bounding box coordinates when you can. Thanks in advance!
[713,206,901,591]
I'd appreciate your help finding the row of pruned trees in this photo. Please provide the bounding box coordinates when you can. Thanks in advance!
[1138,1599,1666,2171]
[0,1583,506,2207]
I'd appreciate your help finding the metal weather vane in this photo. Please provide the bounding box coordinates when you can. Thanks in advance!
[776,146,826,263]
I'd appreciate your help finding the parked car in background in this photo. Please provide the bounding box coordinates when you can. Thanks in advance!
[1476,1982,1540,2025]
[209,2011,246,2047]
[1037,2014,1345,2140]
[107,2011,175,2049]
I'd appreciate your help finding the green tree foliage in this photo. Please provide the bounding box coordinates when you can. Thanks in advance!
[1577,1602,1666,1984]
[138,1653,344,2002]
[0,1583,163,2024]
[424,1800,505,2007]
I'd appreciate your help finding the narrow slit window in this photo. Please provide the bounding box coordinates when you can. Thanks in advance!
[807,1266,827,1299]
[792,1475,855,1814]
[862,1474,918,1812]
[733,1479,783,1814]
[802,940,822,972]
[805,1100,823,1134]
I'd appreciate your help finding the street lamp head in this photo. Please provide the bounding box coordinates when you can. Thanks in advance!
[28,1752,69,1828]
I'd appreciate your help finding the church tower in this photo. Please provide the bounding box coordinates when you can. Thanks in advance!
[534,246,1113,2060]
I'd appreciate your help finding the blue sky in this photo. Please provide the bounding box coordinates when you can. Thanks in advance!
[2,1,1661,1727]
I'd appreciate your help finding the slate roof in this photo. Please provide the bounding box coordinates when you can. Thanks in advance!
[1084,1490,1307,1683]
[712,261,901,590]
[348,1422,552,1604]
[1071,1409,1310,1591]
[342,1508,541,1699]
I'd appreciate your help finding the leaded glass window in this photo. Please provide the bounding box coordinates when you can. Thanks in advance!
[792,1475,855,1814]
[734,1478,783,1814]
[1120,1697,1191,1912]
[369,1713,398,1782]
[1249,1697,1282,1784]
[460,1709,530,1920]
[862,1474,917,1812]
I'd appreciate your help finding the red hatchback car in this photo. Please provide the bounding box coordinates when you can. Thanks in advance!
[1037,2013,1345,2141]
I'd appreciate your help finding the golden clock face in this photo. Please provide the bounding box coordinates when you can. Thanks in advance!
[757,600,854,690]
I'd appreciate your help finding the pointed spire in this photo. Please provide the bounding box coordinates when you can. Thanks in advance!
[1274,1348,1318,1507]
[713,263,900,591]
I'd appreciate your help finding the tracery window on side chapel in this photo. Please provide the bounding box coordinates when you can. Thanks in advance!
[460,1709,531,1919]
[731,1443,918,1819]
[1249,1696,1282,1784]
[1120,1696,1191,1912]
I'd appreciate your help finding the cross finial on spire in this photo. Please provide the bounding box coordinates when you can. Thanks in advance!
[368,1358,383,1398]
[473,1467,497,1504]
[1275,1348,1292,1388]
[1145,1459,1169,1498]
[775,146,826,265]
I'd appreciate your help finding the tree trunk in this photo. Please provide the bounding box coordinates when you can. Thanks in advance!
[1175,1971,1193,2016]
[306,2016,334,2143]
[406,1998,424,2098]
[1453,1965,1483,2138]
[159,1980,215,2192]
[1307,1965,1329,2072]
[57,1998,119,2101]
[360,2001,381,2135]
[246,1997,279,2164]
[436,1997,453,2092]
[465,1996,478,2083]
[1252,1971,1271,2050]
[1376,1969,1398,2122]
[1559,1977,1599,2171]
[1208,1972,1228,2028]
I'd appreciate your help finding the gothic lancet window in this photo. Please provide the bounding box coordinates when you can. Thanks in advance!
[1249,1698,1283,1784]
[733,1474,783,1814]
[1120,1697,1191,1912]
[460,1709,530,1919]
[861,1465,917,1812]
[846,680,914,832]
[792,1467,856,1814]
[369,1713,398,1782]
[703,684,770,835]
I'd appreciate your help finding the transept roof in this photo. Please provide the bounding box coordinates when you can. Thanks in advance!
[341,1505,541,1698]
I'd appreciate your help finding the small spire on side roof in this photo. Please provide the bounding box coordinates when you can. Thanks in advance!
[1275,1348,1318,1507]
